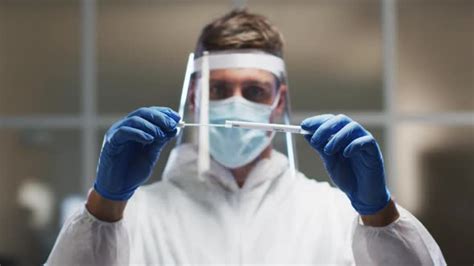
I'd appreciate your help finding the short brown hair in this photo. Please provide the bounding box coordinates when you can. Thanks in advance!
[195,9,285,58]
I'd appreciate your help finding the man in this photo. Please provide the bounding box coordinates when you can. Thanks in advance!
[47,9,445,265]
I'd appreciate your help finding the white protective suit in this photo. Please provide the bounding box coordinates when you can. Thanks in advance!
[47,144,445,265]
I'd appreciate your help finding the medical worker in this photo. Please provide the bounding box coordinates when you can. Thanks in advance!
[47,9,445,265]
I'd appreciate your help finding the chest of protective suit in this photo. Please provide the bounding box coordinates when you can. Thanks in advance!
[126,171,354,264]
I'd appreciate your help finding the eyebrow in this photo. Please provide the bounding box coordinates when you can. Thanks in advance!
[242,80,275,88]
[209,79,274,87]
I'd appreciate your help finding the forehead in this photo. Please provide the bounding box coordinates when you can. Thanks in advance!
[209,69,277,85]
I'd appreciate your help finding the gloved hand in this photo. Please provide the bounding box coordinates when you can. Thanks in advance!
[301,114,390,215]
[94,107,181,201]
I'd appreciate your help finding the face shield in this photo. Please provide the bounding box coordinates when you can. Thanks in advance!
[169,50,297,180]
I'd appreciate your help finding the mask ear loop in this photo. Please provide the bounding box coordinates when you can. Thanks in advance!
[267,85,282,140]
[269,88,282,110]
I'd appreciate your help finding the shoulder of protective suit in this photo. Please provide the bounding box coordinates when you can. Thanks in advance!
[293,171,356,216]
[136,180,181,200]
[122,180,184,222]
[134,178,207,206]
[293,171,334,193]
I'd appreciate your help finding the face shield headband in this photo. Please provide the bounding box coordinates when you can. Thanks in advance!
[193,51,286,82]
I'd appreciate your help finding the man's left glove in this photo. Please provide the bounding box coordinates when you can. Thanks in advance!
[301,114,391,215]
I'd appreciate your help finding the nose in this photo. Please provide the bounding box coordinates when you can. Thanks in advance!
[231,86,243,98]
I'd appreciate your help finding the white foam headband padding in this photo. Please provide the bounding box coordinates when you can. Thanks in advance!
[193,53,286,77]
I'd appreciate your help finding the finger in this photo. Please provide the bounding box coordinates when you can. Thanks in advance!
[300,114,334,132]
[161,127,178,139]
[144,133,175,157]
[343,135,377,158]
[324,121,366,155]
[149,106,181,122]
[109,126,154,146]
[121,116,165,139]
[128,106,179,120]
[311,114,352,148]
[129,107,178,134]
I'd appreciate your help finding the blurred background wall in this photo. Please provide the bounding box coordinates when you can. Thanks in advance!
[0,0,472,264]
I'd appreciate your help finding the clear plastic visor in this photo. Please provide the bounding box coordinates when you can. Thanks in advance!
[166,51,297,182]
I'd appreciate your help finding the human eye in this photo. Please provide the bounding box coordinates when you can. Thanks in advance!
[242,84,273,104]
[209,82,231,100]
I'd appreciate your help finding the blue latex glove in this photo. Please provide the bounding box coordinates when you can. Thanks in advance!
[94,107,181,201]
[301,114,390,215]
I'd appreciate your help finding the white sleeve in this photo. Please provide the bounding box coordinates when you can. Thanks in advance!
[352,205,446,266]
[46,205,130,266]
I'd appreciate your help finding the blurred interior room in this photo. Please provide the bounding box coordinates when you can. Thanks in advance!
[0,0,472,264]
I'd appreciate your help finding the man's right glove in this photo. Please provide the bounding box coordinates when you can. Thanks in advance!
[94,107,180,201]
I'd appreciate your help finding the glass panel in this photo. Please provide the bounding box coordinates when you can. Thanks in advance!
[0,129,82,265]
[0,1,80,115]
[97,1,231,114]
[398,1,474,112]
[249,0,384,111]
[395,125,474,263]
[295,126,385,184]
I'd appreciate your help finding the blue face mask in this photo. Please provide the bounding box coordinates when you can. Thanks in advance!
[208,95,280,169]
